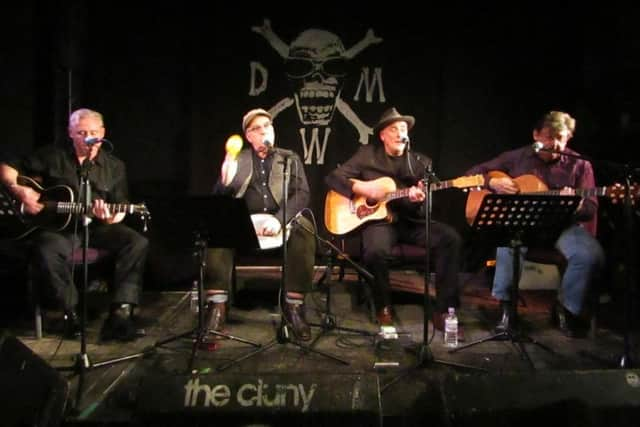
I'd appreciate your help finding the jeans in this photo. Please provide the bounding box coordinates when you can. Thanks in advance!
[492,224,604,315]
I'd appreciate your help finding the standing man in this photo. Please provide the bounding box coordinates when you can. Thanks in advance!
[203,108,316,341]
[0,108,148,341]
[325,107,464,337]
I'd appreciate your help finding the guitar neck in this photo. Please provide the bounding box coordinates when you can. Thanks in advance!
[382,179,456,202]
[524,187,605,198]
[56,202,139,215]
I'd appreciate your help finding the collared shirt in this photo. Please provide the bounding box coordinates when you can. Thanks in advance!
[8,144,129,204]
[243,151,278,214]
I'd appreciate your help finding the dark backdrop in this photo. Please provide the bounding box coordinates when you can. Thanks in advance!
[1,2,638,289]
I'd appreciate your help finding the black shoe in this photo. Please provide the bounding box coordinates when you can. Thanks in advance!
[283,302,311,341]
[494,301,510,334]
[100,304,141,342]
[63,310,81,339]
[551,303,588,338]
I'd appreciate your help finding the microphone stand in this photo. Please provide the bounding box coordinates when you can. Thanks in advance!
[217,150,347,372]
[58,159,148,412]
[382,163,484,393]
[291,218,378,348]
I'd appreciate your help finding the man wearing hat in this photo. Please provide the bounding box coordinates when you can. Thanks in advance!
[326,107,464,337]
[202,108,317,342]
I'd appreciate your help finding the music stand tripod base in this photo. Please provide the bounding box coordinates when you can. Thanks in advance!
[142,196,265,372]
[450,193,581,369]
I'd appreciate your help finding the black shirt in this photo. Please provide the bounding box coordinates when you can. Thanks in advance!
[8,144,130,204]
[243,151,278,214]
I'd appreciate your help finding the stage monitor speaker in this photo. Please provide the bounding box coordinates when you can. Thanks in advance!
[441,369,640,426]
[0,332,69,427]
[136,372,382,426]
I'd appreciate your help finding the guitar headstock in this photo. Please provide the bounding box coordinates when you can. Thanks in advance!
[606,183,639,205]
[133,203,151,218]
[132,203,151,233]
[453,174,485,191]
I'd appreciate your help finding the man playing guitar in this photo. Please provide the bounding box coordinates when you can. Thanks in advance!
[465,110,605,337]
[0,108,148,342]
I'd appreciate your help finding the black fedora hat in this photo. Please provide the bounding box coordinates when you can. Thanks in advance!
[373,107,415,135]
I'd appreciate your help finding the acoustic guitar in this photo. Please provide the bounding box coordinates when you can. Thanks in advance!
[324,175,484,235]
[0,175,150,240]
[464,170,638,225]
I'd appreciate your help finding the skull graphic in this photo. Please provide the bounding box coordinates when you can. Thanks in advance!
[285,29,348,126]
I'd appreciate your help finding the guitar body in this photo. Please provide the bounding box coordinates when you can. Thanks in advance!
[465,171,549,225]
[1,176,74,239]
[324,177,397,235]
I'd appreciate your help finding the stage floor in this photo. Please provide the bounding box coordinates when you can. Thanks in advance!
[7,268,640,426]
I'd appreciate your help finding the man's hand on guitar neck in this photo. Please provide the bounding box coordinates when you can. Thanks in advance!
[408,182,425,203]
[92,199,124,225]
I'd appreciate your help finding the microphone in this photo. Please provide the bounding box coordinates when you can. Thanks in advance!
[84,137,107,146]
[225,134,243,159]
[532,141,544,152]
[532,141,562,154]
[400,135,410,144]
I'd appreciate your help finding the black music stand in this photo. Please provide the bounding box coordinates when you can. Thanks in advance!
[142,195,262,372]
[450,193,581,368]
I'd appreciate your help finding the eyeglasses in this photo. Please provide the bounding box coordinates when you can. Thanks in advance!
[75,130,102,137]
[247,122,273,133]
[284,56,348,79]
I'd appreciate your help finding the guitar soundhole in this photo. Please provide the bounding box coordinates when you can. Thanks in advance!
[356,205,375,219]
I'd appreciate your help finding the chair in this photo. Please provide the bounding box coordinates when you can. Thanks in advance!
[31,247,111,339]
[335,233,428,323]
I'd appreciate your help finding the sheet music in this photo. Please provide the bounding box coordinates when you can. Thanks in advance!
[251,214,289,250]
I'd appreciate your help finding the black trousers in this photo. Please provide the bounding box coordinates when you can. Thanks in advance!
[205,216,316,294]
[30,223,148,312]
[361,219,463,313]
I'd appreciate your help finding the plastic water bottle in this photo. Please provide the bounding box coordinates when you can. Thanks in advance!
[444,307,458,348]
[190,281,199,313]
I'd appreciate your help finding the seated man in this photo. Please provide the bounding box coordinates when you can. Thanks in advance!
[465,110,605,337]
[0,108,149,341]
[203,108,316,341]
[325,107,465,338]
